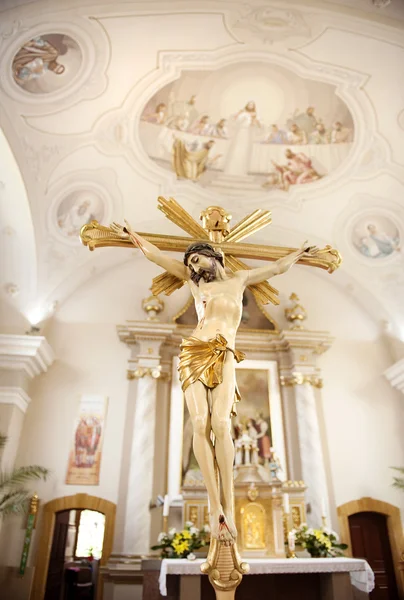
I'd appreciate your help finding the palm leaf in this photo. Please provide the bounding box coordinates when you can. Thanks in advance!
[391,467,404,490]
[0,489,30,516]
[0,466,49,490]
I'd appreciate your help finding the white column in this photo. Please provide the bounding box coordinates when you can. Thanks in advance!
[295,382,329,528]
[123,374,158,554]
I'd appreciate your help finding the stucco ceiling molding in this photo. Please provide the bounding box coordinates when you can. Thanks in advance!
[96,45,374,210]
[45,168,118,247]
[224,3,312,44]
[0,334,54,378]
[0,16,109,112]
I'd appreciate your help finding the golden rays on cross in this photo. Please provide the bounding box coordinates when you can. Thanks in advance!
[80,196,341,306]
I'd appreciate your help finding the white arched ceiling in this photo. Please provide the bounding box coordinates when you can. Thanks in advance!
[0,0,403,334]
[0,126,37,319]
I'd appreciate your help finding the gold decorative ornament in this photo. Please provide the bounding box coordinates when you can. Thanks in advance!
[280,373,323,388]
[127,366,170,380]
[142,294,164,321]
[247,483,259,502]
[284,292,307,329]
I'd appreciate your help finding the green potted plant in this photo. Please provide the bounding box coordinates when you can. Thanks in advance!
[0,433,49,516]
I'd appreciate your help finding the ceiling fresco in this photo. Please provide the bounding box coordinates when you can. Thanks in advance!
[0,0,403,335]
[139,62,354,198]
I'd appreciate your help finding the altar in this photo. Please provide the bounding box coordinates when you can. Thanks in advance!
[141,557,374,600]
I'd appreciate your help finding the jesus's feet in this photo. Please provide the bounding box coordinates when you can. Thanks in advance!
[210,508,237,544]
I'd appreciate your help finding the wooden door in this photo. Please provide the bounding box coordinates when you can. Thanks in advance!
[349,511,399,600]
[44,509,70,600]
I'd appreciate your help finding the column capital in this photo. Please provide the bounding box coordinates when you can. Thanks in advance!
[117,321,176,380]
[0,334,54,378]
[384,357,404,394]
[280,329,334,355]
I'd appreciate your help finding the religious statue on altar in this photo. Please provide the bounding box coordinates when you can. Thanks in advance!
[111,219,318,542]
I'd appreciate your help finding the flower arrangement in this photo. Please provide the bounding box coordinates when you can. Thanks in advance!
[151,521,210,559]
[292,524,348,558]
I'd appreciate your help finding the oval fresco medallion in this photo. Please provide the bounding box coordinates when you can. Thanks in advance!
[12,33,82,94]
[56,190,105,242]
[351,213,400,260]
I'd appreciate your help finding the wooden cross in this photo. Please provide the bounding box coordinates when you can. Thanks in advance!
[80,196,341,305]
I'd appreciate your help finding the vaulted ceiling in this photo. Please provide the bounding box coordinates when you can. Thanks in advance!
[1,0,404,335]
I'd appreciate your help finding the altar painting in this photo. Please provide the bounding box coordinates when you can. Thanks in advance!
[139,62,354,197]
[180,360,286,489]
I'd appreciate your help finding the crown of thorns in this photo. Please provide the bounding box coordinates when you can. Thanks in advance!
[183,242,224,268]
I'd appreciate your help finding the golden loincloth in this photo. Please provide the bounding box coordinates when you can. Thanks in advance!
[178,334,245,416]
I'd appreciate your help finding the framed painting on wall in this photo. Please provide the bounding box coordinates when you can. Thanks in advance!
[167,359,287,500]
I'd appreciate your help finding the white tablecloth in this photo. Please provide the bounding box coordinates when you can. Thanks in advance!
[159,557,375,596]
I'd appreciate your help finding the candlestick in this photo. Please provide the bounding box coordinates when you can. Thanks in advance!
[283,493,290,514]
[163,515,168,533]
[163,494,170,517]
[288,531,296,559]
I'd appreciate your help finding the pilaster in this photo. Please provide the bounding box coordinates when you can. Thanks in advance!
[112,321,176,558]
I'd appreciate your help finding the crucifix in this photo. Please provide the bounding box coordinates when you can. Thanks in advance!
[81,196,341,599]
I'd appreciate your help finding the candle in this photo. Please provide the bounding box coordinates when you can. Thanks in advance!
[288,531,296,552]
[321,497,327,518]
[283,493,290,514]
[163,494,170,517]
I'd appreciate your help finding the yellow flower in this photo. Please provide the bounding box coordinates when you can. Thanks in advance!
[182,530,191,540]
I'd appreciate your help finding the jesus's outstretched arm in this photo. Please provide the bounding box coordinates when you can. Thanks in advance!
[238,242,319,287]
[110,221,188,281]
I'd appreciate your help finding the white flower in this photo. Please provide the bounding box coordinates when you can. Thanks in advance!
[157,532,166,543]
[168,527,176,539]
[202,524,210,533]
[187,553,196,561]
[185,521,194,528]
[190,526,199,536]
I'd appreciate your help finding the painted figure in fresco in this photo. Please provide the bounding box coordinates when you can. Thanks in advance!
[358,223,400,258]
[290,106,318,136]
[331,121,352,143]
[189,115,212,136]
[253,413,271,467]
[310,123,330,144]
[110,220,318,542]
[265,124,286,144]
[142,102,168,124]
[224,101,262,176]
[13,36,65,84]
[286,123,308,145]
[172,138,221,181]
[212,118,228,138]
[271,148,322,191]
[58,197,96,237]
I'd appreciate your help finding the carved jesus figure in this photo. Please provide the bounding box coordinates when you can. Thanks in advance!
[111,221,318,543]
